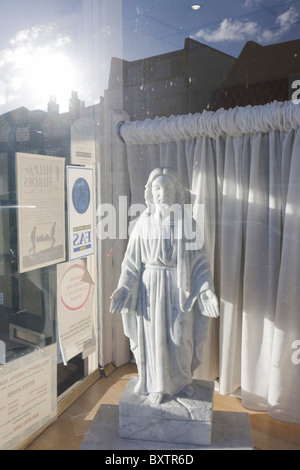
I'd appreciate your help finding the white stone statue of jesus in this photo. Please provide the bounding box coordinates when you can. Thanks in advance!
[110,167,219,405]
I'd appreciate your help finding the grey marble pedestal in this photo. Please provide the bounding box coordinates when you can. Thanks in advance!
[120,377,214,446]
[80,377,253,450]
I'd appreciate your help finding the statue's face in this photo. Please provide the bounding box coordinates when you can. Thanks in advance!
[152,175,176,207]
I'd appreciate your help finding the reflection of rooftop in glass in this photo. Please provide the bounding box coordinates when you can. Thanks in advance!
[191,4,201,10]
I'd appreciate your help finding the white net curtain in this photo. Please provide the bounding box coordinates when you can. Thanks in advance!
[116,101,300,423]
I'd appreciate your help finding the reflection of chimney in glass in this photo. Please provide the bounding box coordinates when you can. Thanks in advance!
[69,90,85,120]
[48,96,59,115]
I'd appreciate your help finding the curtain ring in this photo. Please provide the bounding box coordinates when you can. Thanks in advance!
[117,121,125,143]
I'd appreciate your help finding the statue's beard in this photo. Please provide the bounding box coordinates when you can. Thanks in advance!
[158,202,169,210]
[156,203,172,218]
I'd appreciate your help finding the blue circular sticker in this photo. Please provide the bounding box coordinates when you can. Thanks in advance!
[72,177,90,214]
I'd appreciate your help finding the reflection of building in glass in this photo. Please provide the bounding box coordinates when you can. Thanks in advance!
[212,39,300,110]
[0,91,98,159]
[2,38,299,156]
[105,37,300,120]
[106,38,236,120]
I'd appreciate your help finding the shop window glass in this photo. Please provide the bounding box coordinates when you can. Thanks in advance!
[0,0,300,449]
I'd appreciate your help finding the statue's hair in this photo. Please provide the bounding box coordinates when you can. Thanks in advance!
[144,167,185,208]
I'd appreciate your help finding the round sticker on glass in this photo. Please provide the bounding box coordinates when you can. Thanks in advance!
[72,177,90,214]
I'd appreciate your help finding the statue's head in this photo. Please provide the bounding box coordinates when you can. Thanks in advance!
[144,167,185,210]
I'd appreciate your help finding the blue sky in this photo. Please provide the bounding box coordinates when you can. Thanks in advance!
[0,0,299,114]
[122,0,300,59]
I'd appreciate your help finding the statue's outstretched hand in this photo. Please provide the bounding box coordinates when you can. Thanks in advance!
[199,290,219,318]
[110,286,132,314]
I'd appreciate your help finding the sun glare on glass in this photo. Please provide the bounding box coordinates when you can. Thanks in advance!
[25,51,77,111]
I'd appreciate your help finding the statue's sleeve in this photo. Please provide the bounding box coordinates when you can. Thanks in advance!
[177,212,213,312]
[116,222,143,351]
[183,246,213,311]
[117,222,142,312]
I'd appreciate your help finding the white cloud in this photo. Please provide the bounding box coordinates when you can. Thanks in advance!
[7,93,21,103]
[8,75,24,92]
[10,26,43,46]
[192,18,258,43]
[0,80,6,106]
[191,6,299,45]
[1,24,71,70]
[258,6,298,43]
[0,23,75,111]
[277,6,298,31]
[55,34,71,47]
[0,48,14,67]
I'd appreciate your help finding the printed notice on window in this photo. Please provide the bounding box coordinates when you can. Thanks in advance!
[57,259,95,364]
[0,344,57,450]
[71,117,96,165]
[16,153,66,273]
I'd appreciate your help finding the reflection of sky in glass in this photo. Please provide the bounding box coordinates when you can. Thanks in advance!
[0,0,82,113]
[0,0,299,114]
[122,0,300,59]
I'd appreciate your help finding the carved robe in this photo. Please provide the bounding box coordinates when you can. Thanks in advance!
[117,210,213,397]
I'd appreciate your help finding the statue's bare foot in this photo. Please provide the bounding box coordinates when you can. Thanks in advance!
[149,392,164,404]
[181,384,194,397]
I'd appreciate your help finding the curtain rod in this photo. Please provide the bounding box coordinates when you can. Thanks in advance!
[118,101,300,145]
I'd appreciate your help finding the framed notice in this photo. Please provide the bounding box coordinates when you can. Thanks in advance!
[16,153,65,273]
[67,166,95,261]
[0,344,57,450]
[57,260,95,364]
[71,117,96,165]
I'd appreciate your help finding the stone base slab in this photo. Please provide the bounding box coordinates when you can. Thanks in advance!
[119,377,214,446]
[79,405,253,450]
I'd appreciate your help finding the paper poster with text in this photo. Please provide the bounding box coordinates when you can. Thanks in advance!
[17,153,66,273]
[71,117,96,165]
[67,166,95,260]
[57,259,95,364]
[0,344,57,450]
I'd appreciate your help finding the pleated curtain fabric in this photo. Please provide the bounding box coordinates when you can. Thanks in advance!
[119,101,300,423]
